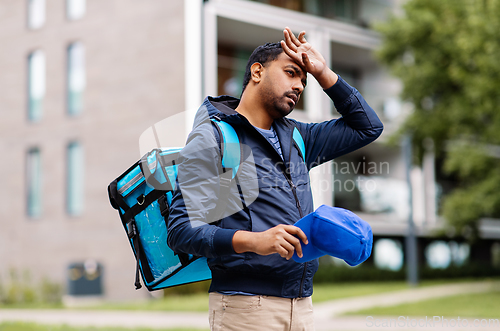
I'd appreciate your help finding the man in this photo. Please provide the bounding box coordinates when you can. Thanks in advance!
[167,28,383,330]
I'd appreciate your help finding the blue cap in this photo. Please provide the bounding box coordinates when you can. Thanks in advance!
[292,205,373,266]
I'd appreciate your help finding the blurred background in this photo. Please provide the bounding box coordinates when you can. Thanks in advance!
[1,0,499,309]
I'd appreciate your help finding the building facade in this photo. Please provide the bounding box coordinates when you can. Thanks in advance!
[0,0,185,301]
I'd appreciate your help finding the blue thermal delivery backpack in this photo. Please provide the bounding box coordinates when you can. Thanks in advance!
[107,118,242,291]
[108,117,307,291]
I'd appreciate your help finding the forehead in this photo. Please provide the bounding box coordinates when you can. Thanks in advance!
[272,52,307,77]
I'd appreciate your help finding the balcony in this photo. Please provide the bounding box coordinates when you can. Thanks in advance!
[247,0,397,28]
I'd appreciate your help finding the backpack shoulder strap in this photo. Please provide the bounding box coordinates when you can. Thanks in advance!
[211,118,241,178]
[208,118,242,222]
[292,126,306,163]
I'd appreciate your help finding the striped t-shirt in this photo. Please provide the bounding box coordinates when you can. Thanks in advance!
[255,124,283,159]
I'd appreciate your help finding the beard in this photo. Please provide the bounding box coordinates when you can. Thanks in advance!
[260,86,298,119]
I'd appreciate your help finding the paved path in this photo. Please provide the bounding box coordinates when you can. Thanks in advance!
[316,316,500,331]
[0,310,209,329]
[0,280,498,331]
[314,280,500,319]
[313,280,500,330]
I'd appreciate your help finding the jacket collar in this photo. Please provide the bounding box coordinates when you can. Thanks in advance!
[204,95,295,164]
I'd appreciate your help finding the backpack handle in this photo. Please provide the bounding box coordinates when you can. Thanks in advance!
[140,149,173,191]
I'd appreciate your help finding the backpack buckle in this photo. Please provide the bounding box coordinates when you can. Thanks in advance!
[127,220,137,239]
[219,169,232,189]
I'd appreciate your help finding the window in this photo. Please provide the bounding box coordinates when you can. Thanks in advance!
[26,147,42,217]
[67,142,84,216]
[251,0,360,23]
[67,42,85,116]
[28,50,46,122]
[217,45,250,98]
[27,0,46,29]
[66,0,86,20]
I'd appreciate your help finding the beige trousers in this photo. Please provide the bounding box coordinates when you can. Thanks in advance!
[209,292,315,331]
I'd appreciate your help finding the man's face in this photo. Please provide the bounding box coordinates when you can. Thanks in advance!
[259,52,307,118]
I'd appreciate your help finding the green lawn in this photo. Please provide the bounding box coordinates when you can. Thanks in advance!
[0,322,208,331]
[311,278,488,303]
[312,281,411,303]
[89,293,210,312]
[347,290,500,319]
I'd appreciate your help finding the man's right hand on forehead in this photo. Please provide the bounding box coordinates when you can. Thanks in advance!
[281,27,338,89]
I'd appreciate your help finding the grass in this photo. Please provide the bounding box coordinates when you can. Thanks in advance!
[347,287,500,318]
[312,281,411,303]
[0,303,64,310]
[0,322,208,331]
[89,293,210,312]
[311,278,491,303]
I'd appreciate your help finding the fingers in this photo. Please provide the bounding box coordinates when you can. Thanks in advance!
[277,240,296,260]
[281,225,309,260]
[283,232,303,259]
[282,27,307,52]
[285,225,308,245]
[281,40,301,63]
[254,225,309,260]
[298,31,307,43]
[282,27,311,70]
[301,52,314,71]
[284,27,302,48]
[283,29,298,52]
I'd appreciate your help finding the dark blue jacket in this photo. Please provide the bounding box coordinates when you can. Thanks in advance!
[167,76,383,298]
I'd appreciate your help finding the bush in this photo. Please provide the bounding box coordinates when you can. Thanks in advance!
[0,269,62,306]
[40,277,63,304]
[313,261,500,284]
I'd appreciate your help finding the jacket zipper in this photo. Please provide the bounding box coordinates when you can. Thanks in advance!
[230,116,309,297]
[285,176,308,298]
[284,129,308,298]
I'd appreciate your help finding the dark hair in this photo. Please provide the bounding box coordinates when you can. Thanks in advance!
[241,42,283,94]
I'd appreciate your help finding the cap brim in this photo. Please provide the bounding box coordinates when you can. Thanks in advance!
[292,212,325,263]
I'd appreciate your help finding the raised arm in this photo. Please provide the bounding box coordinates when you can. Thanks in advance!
[281,27,383,168]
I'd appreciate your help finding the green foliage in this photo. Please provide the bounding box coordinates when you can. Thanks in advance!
[313,262,500,283]
[4,269,23,304]
[376,0,500,234]
[0,269,62,306]
[39,277,63,305]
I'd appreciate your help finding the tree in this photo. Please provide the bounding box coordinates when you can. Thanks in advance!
[376,0,500,239]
